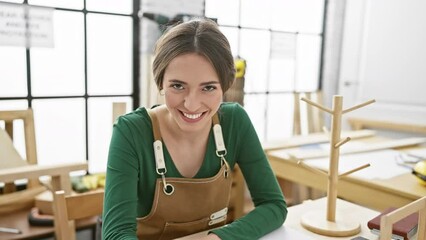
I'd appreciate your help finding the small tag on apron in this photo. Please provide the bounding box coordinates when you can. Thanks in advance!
[210,207,228,225]
[209,215,227,226]
[210,207,228,220]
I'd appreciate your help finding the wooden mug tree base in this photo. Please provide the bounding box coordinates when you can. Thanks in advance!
[301,209,361,237]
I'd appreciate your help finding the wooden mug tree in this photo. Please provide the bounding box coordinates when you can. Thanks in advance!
[297,95,375,237]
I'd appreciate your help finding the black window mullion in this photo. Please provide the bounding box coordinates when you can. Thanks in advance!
[21,0,32,108]
[132,0,141,110]
[83,0,89,167]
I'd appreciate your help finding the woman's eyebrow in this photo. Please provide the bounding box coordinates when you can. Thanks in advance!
[167,79,219,86]
[200,81,220,86]
[168,79,186,84]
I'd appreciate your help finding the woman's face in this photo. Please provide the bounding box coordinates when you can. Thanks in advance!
[162,53,223,133]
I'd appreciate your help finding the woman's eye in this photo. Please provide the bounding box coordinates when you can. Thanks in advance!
[203,85,217,92]
[171,84,184,90]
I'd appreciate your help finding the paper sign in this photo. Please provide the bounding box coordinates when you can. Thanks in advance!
[0,3,54,48]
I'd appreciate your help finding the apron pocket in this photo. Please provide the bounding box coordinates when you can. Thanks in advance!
[160,217,212,240]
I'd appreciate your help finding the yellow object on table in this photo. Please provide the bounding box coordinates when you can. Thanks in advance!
[413,160,426,186]
[71,173,106,192]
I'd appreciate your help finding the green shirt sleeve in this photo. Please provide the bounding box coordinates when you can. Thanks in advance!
[211,103,287,239]
[102,115,140,239]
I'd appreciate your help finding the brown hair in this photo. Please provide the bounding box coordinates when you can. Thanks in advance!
[152,18,235,92]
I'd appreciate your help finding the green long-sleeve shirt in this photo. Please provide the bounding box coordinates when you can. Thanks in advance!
[102,103,287,239]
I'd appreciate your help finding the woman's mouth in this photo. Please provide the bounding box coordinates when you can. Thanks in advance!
[183,112,202,119]
[180,111,205,122]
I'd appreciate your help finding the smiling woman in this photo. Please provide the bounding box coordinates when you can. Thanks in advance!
[102,18,287,240]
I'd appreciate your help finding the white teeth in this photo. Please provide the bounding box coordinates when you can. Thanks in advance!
[183,112,202,119]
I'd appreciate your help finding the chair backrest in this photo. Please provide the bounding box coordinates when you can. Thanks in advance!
[379,196,426,240]
[293,90,324,135]
[0,109,44,215]
[52,189,104,240]
[0,109,37,164]
[0,109,39,191]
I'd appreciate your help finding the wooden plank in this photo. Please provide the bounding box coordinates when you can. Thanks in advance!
[0,186,46,205]
[379,196,426,240]
[270,137,426,160]
[348,117,426,134]
[51,174,73,194]
[65,189,104,220]
[52,190,75,240]
[112,102,127,124]
[0,186,47,215]
[0,110,29,121]
[263,129,376,152]
[293,92,301,135]
[24,108,38,165]
[0,162,87,182]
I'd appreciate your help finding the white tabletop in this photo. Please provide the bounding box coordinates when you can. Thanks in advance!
[178,197,380,240]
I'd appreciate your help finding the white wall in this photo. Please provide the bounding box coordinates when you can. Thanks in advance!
[337,0,426,127]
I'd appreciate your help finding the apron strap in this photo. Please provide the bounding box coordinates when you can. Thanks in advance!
[212,113,227,157]
[212,113,220,125]
[146,108,166,175]
[146,108,161,141]
[211,113,229,177]
[146,108,229,187]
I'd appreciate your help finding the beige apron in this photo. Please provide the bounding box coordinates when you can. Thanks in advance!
[136,109,233,240]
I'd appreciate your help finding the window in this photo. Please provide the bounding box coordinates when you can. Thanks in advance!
[205,0,326,141]
[0,0,139,173]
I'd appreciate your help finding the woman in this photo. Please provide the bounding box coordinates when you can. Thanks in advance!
[102,18,287,240]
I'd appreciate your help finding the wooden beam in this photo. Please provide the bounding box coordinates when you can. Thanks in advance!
[0,162,87,182]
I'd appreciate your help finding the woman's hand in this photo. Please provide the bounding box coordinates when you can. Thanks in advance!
[199,233,221,240]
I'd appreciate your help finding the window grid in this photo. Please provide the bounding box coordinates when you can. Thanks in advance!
[0,0,141,171]
[205,0,327,141]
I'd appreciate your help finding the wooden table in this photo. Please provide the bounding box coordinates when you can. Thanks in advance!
[266,134,426,211]
[0,208,97,240]
[0,162,90,240]
[178,197,380,240]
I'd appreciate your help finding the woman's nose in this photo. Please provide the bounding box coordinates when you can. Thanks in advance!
[183,91,201,111]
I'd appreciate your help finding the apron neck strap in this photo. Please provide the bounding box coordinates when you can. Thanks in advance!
[212,113,220,125]
[212,113,226,156]
[147,108,166,175]
[146,107,227,175]
[146,108,161,141]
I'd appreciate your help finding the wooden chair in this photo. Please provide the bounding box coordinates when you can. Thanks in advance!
[0,109,45,214]
[0,109,39,189]
[379,196,426,240]
[52,189,104,240]
[278,91,327,206]
[292,91,325,135]
[0,108,91,240]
